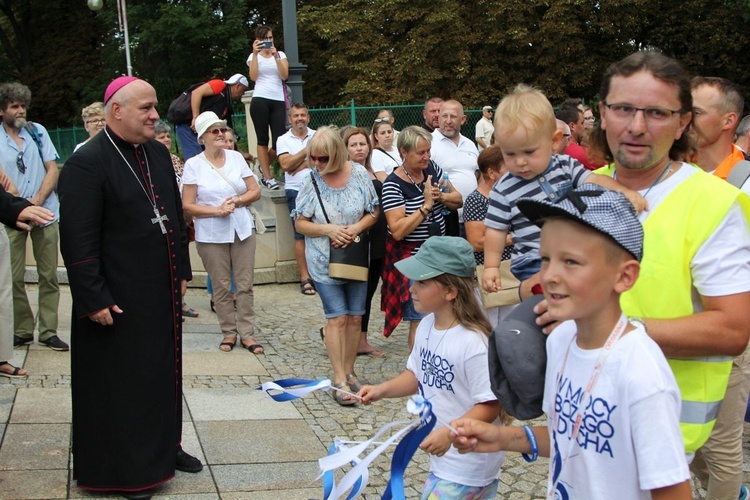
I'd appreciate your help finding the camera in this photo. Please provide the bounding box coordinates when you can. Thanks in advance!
[261,40,272,49]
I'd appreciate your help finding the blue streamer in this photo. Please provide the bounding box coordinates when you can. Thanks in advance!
[382,397,436,500]
[322,440,365,500]
[257,378,332,401]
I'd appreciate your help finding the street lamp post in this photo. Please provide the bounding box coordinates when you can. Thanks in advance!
[87,0,133,76]
[281,0,306,104]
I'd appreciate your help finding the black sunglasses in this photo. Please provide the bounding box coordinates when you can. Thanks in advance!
[16,152,25,174]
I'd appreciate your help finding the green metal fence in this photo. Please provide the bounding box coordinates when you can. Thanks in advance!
[49,103,486,163]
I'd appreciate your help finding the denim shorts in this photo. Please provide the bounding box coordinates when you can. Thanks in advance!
[285,189,305,240]
[313,280,368,319]
[511,256,542,281]
[402,280,425,322]
[422,473,499,500]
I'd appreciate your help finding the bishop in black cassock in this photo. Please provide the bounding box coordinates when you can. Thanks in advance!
[59,78,197,497]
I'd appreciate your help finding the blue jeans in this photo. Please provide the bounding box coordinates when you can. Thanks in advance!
[313,280,368,319]
[175,123,203,161]
[206,271,236,295]
[286,189,304,240]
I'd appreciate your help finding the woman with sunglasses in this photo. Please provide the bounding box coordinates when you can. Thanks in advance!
[370,120,401,182]
[182,111,263,354]
[293,127,379,405]
[247,24,288,191]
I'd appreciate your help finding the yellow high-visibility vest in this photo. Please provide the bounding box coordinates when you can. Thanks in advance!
[596,164,750,453]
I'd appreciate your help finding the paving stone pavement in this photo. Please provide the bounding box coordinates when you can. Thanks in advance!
[0,283,747,499]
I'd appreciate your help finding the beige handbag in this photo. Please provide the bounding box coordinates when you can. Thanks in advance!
[477,260,521,309]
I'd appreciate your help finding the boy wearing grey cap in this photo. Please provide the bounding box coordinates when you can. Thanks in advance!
[451,185,691,499]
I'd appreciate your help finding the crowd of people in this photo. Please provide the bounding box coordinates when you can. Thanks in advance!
[0,26,748,499]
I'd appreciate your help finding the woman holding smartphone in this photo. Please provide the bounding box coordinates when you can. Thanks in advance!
[247,24,288,191]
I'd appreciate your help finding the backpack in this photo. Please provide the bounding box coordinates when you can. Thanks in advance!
[727,160,750,189]
[166,83,202,124]
[166,81,233,126]
[24,122,45,160]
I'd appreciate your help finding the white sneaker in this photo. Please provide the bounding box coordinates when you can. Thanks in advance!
[263,178,280,190]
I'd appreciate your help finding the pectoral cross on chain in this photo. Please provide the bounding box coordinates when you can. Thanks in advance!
[151,206,169,234]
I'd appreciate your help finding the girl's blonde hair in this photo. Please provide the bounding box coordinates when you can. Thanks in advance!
[431,274,491,338]
[431,272,515,426]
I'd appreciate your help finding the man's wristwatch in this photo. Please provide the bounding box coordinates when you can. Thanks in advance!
[629,317,647,333]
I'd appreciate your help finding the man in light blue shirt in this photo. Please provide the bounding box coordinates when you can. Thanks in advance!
[0,82,67,351]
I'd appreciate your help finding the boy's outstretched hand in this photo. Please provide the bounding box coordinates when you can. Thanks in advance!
[449,418,504,454]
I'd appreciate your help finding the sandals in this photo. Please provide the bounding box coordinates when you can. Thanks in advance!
[182,303,199,318]
[357,347,386,358]
[332,382,357,406]
[345,373,368,393]
[300,279,316,296]
[241,342,264,355]
[0,361,26,379]
[219,337,236,352]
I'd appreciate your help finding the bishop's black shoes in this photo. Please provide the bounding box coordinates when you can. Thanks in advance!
[120,490,154,500]
[175,446,203,473]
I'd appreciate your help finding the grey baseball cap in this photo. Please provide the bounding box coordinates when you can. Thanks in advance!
[488,295,547,420]
[395,236,475,280]
[516,184,644,262]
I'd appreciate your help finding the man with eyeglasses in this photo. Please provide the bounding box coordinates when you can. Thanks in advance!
[74,101,105,152]
[0,82,67,352]
[475,105,494,152]
[536,53,750,494]
[689,75,750,500]
[553,119,571,155]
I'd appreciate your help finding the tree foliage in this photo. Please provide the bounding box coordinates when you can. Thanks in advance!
[0,0,748,127]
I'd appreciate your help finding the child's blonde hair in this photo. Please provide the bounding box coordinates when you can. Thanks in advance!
[495,84,556,139]
[431,272,515,426]
[432,274,492,338]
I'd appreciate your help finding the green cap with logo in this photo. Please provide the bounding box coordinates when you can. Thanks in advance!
[395,236,476,280]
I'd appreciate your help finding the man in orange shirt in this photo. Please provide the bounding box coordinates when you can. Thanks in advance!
[690,74,750,500]
[692,77,747,180]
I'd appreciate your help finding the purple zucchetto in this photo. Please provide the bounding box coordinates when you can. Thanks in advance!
[104,76,139,104]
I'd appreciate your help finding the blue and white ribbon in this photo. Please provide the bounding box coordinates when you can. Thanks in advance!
[258,378,333,401]
[319,395,437,500]
[259,379,440,499]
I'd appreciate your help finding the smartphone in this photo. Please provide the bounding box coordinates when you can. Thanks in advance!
[261,41,272,49]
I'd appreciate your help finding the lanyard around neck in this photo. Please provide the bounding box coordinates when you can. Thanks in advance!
[548,313,629,499]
